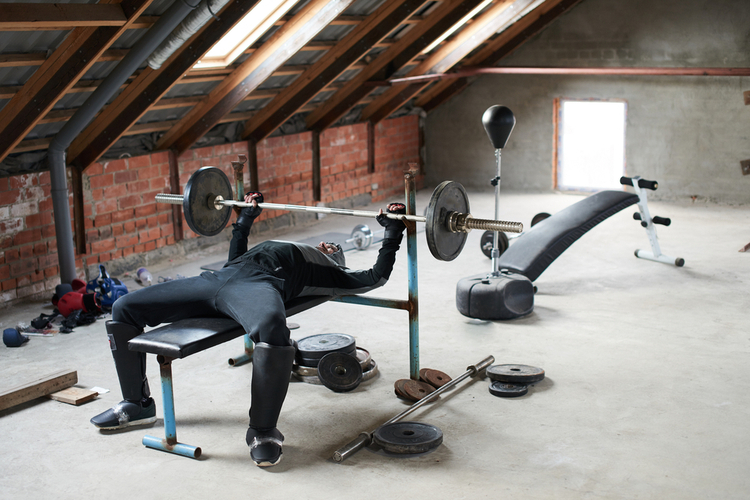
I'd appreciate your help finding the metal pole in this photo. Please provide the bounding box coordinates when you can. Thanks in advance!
[405,170,419,380]
[491,148,502,275]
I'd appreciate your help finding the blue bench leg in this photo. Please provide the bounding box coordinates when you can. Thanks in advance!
[228,333,254,367]
[143,355,202,459]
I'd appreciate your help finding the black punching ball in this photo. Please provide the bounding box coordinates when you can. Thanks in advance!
[482,105,515,149]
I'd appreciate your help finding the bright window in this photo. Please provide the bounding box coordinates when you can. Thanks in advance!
[556,99,627,191]
[194,0,298,69]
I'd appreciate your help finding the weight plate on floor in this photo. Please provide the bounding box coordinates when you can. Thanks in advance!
[480,230,509,259]
[293,372,322,385]
[350,224,373,250]
[531,212,551,227]
[394,379,410,400]
[419,368,452,388]
[183,167,234,237]
[425,181,470,261]
[486,364,545,384]
[394,379,436,402]
[293,363,318,377]
[489,381,528,398]
[372,421,443,455]
[297,333,356,360]
[361,359,378,382]
[317,352,363,392]
[356,347,371,369]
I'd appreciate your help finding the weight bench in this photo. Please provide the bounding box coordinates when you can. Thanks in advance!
[496,190,639,281]
[127,295,333,459]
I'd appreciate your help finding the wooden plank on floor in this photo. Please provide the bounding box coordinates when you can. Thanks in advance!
[48,387,99,406]
[0,370,77,412]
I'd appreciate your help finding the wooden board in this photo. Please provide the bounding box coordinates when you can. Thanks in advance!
[0,370,77,412]
[47,387,99,406]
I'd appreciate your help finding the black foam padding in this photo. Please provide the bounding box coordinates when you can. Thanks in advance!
[456,272,534,320]
[496,190,639,282]
[128,295,333,358]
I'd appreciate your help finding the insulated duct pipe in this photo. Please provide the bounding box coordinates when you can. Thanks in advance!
[148,0,232,70]
[48,0,201,284]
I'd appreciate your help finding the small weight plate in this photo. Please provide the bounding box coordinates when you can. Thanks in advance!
[480,230,509,259]
[394,379,410,400]
[489,381,528,398]
[419,368,452,388]
[350,224,373,250]
[372,421,443,455]
[296,345,356,368]
[531,212,551,227]
[486,364,545,384]
[293,372,322,385]
[394,379,436,402]
[425,181,470,261]
[293,363,318,377]
[361,359,378,382]
[355,347,371,369]
[317,352,363,393]
[183,167,233,237]
[297,333,356,360]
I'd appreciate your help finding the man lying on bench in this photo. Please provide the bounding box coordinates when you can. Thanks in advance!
[90,191,407,467]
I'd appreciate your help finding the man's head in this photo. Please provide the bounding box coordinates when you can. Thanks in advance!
[316,241,345,267]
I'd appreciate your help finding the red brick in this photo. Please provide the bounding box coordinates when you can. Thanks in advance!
[44,266,59,278]
[103,159,128,173]
[138,165,160,180]
[119,195,141,209]
[115,170,138,184]
[91,239,116,254]
[112,209,134,223]
[10,258,37,276]
[150,151,170,164]
[127,180,149,194]
[135,203,157,218]
[95,198,118,214]
[13,228,42,246]
[2,278,18,291]
[90,174,114,189]
[140,227,160,243]
[128,155,151,169]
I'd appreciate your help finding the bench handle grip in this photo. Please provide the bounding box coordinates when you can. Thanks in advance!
[620,176,658,190]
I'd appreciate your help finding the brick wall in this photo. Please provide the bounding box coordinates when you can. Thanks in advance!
[0,116,421,308]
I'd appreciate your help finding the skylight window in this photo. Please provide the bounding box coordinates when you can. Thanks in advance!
[194,0,299,69]
[421,0,493,54]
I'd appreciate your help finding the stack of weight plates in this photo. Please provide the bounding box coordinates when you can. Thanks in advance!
[292,333,379,390]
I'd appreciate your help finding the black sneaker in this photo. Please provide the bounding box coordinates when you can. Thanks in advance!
[246,427,284,467]
[90,398,156,430]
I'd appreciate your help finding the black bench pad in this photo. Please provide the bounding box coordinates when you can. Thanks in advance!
[128,295,333,358]
[496,190,639,282]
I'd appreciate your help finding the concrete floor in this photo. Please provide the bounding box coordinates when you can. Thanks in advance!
[1,189,748,499]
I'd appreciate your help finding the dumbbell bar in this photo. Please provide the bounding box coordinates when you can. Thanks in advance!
[156,167,523,262]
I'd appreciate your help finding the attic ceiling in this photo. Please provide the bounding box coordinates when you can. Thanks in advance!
[0,0,582,178]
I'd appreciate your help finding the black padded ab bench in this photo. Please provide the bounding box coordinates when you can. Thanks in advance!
[127,295,333,459]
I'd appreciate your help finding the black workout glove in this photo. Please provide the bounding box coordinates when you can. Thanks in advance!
[376,203,407,241]
[235,191,264,230]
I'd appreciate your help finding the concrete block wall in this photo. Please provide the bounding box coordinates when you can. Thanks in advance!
[0,116,421,308]
[425,0,750,203]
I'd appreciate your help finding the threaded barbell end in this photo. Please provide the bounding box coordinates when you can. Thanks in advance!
[466,218,523,233]
[155,193,184,205]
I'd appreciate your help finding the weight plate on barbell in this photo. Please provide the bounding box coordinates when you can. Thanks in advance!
[425,181,470,261]
[183,167,233,237]
[531,212,551,227]
[419,368,452,388]
[489,381,528,398]
[296,333,356,360]
[350,224,373,251]
[480,230,509,259]
[372,421,443,455]
[317,352,363,392]
[486,364,545,385]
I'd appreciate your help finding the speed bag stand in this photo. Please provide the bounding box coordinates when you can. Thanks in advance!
[456,271,534,320]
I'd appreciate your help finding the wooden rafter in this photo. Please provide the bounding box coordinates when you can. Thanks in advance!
[0,0,153,165]
[361,0,528,124]
[414,0,583,112]
[242,0,432,142]
[305,0,487,132]
[156,0,356,156]
[67,0,259,171]
[0,3,127,29]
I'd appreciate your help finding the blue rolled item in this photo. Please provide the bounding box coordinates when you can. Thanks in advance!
[3,328,29,347]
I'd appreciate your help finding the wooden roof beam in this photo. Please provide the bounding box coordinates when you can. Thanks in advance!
[67,0,258,171]
[0,2,128,29]
[242,0,432,142]
[156,0,356,156]
[414,0,583,112]
[361,0,525,124]
[305,0,487,132]
[0,0,154,164]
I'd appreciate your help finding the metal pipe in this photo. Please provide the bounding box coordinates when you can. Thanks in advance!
[491,148,502,274]
[332,354,495,463]
[405,171,420,380]
[47,0,200,283]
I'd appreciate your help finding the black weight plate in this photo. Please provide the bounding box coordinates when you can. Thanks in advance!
[297,333,356,360]
[489,381,528,398]
[425,181,470,261]
[372,422,443,455]
[531,212,551,227]
[480,230,509,259]
[183,167,233,237]
[486,364,545,384]
[295,346,356,368]
[317,352,363,392]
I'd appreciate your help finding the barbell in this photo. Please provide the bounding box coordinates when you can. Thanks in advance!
[155,167,523,262]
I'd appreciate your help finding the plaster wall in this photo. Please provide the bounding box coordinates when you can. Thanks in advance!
[424,0,750,203]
